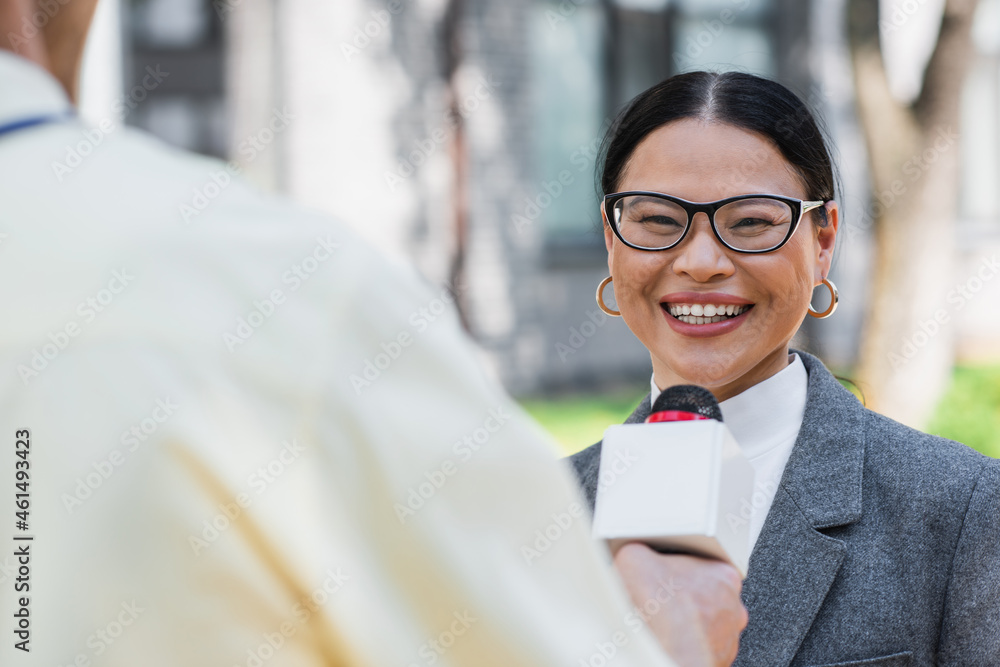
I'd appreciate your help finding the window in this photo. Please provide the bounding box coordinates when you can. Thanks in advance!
[960,0,1000,223]
[529,0,777,245]
[529,0,607,243]
[125,0,226,157]
[670,0,774,76]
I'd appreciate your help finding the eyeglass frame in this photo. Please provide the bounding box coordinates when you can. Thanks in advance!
[602,191,827,254]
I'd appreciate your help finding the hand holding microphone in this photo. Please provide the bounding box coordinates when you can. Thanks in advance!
[614,543,747,667]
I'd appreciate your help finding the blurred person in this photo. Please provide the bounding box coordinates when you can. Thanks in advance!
[570,71,1000,666]
[0,1,747,666]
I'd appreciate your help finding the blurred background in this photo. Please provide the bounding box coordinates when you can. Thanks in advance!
[76,0,1000,456]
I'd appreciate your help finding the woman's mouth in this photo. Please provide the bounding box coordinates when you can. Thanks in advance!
[662,302,754,325]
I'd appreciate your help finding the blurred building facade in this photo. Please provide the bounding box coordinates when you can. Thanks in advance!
[81,0,1000,395]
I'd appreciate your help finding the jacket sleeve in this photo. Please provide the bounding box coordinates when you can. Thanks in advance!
[567,442,602,513]
[937,457,1000,665]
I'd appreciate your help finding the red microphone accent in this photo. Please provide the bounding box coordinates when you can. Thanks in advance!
[646,410,711,423]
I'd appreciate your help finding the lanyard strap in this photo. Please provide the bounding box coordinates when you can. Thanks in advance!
[0,113,69,139]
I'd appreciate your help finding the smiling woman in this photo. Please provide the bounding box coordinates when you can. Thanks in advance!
[568,71,1000,666]
[604,113,837,401]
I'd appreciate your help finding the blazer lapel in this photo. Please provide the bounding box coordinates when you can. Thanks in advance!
[733,351,866,667]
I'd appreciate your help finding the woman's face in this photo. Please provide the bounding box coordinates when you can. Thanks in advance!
[605,119,838,400]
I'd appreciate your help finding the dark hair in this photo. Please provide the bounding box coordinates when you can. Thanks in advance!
[599,71,838,227]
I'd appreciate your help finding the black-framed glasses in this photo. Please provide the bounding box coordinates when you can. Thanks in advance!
[603,191,826,254]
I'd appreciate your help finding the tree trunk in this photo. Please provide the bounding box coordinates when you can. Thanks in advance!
[443,0,470,331]
[849,0,977,428]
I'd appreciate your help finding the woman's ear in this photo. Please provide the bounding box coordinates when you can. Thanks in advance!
[815,200,838,281]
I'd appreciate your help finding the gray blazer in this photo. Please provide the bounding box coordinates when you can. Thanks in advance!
[568,351,1000,667]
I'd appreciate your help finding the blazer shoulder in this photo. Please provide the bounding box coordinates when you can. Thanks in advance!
[865,408,989,465]
[863,407,998,503]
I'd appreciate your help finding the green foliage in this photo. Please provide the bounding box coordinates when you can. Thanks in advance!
[928,365,1000,459]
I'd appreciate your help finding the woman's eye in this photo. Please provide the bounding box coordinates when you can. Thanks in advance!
[732,217,776,228]
[638,215,683,228]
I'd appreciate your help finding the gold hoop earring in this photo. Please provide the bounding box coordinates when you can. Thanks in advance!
[596,276,621,317]
[808,277,839,319]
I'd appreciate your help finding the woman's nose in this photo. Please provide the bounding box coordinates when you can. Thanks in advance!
[670,213,737,282]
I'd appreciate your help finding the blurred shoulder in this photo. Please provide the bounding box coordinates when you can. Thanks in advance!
[2,118,449,397]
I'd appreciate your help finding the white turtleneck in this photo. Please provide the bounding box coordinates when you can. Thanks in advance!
[650,353,808,551]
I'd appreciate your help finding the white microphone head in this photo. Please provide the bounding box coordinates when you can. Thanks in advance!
[593,389,754,576]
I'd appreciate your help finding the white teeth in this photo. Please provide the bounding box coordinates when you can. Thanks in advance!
[667,302,750,323]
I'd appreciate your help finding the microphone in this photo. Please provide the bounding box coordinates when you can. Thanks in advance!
[591,385,755,576]
[645,384,723,423]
